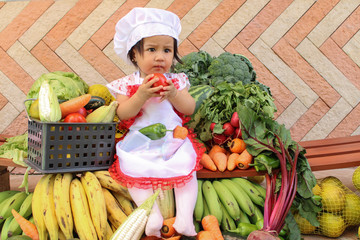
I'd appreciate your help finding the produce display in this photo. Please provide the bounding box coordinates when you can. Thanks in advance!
[1,52,359,240]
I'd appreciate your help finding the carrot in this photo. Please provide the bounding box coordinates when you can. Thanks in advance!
[196,230,215,240]
[212,152,227,172]
[236,149,253,170]
[161,217,176,238]
[228,138,246,153]
[201,215,224,240]
[165,236,181,240]
[208,145,227,159]
[227,153,239,171]
[59,94,91,118]
[200,153,217,171]
[11,209,39,240]
[173,126,188,139]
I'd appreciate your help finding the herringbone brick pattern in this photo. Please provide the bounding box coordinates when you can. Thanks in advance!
[0,0,359,142]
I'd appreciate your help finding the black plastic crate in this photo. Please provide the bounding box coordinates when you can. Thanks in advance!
[26,120,116,173]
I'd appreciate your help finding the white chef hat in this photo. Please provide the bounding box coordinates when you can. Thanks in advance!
[114,7,181,64]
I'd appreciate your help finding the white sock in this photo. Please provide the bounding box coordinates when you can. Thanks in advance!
[128,187,163,238]
[173,172,198,236]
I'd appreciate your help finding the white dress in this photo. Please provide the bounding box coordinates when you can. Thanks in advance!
[107,72,202,189]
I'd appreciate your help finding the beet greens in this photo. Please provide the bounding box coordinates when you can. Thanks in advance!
[237,106,321,240]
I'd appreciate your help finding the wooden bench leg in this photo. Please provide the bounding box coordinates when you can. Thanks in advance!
[0,166,10,191]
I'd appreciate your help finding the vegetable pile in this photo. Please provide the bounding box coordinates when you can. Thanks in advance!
[187,81,276,144]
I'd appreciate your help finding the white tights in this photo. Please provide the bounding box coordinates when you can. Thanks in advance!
[128,172,198,237]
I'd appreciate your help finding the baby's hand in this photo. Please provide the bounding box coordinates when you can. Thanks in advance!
[137,74,162,100]
[160,79,177,101]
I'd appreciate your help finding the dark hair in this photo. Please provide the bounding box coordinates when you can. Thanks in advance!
[127,38,183,68]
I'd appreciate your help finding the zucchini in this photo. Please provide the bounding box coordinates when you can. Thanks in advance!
[84,96,106,110]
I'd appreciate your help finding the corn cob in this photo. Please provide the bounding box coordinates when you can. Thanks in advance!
[110,189,160,240]
[156,189,175,219]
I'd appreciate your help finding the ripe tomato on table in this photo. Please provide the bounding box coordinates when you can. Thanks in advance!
[64,113,87,123]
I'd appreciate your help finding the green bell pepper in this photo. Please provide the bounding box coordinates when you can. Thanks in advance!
[139,123,169,140]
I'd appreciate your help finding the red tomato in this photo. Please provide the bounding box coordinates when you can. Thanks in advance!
[151,73,169,92]
[64,113,87,123]
[77,107,87,117]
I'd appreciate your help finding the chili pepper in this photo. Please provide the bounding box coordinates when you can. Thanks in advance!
[251,153,280,173]
[139,123,169,140]
[229,222,258,237]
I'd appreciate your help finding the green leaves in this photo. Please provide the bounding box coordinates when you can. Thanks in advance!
[186,81,276,142]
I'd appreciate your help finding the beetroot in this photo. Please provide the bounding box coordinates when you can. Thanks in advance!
[247,230,281,240]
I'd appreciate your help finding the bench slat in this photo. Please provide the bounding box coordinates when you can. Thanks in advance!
[305,142,360,158]
[300,135,360,148]
[307,151,360,171]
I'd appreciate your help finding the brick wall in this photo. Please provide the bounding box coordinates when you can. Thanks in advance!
[0,0,359,142]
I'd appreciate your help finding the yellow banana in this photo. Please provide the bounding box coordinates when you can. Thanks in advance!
[42,174,58,240]
[102,188,127,228]
[32,175,48,240]
[202,180,223,223]
[70,178,97,240]
[213,180,241,222]
[105,221,114,240]
[93,170,132,199]
[220,179,255,217]
[111,190,135,216]
[54,173,74,239]
[81,172,107,240]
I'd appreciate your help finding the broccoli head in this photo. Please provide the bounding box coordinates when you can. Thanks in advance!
[208,52,254,83]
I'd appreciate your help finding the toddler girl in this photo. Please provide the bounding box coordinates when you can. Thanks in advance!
[107,7,204,238]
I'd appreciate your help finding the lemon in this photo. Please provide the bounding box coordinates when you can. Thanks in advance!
[320,183,346,213]
[320,176,344,188]
[294,213,316,234]
[343,193,360,226]
[318,212,346,238]
[312,183,321,195]
[352,166,360,190]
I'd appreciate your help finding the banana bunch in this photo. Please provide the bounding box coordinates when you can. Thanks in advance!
[86,101,118,123]
[30,170,135,240]
[194,177,266,237]
[0,190,33,240]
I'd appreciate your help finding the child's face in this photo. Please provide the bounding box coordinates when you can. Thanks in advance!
[133,35,175,78]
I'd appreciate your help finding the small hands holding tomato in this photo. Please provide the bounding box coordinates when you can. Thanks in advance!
[137,73,177,102]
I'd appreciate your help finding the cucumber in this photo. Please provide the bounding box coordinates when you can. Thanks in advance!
[84,96,106,110]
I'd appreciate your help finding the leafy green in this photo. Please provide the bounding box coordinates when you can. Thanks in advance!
[0,133,28,167]
[237,106,321,240]
[26,71,89,111]
[187,81,276,142]
[173,51,213,86]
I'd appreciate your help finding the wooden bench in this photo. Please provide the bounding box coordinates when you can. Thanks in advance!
[1,134,360,189]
